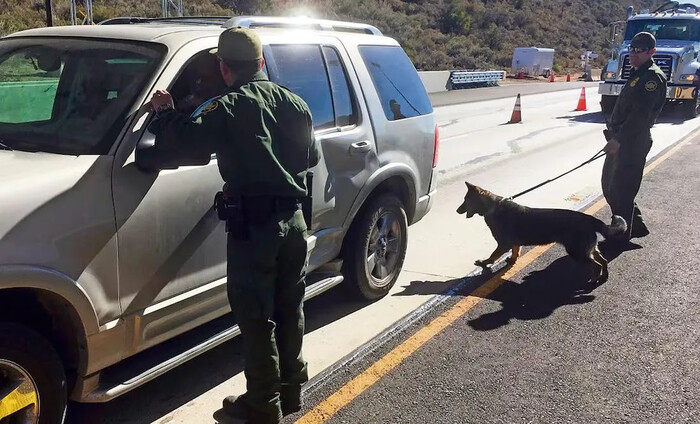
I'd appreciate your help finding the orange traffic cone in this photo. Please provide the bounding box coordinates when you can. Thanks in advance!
[508,94,522,124]
[566,73,571,82]
[549,73,555,82]
[575,87,587,111]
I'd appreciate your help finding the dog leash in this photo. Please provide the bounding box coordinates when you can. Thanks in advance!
[506,148,606,201]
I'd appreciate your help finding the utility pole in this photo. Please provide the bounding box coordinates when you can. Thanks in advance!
[69,0,93,25]
[45,0,53,27]
[162,0,184,17]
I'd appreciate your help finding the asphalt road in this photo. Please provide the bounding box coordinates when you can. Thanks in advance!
[430,81,600,107]
[66,85,700,424]
[297,135,700,424]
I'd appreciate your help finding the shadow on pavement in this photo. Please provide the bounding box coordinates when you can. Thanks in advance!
[392,236,646,333]
[392,278,465,297]
[556,111,606,123]
[467,241,643,332]
[213,409,242,424]
[559,108,689,125]
[66,284,373,424]
[467,255,599,331]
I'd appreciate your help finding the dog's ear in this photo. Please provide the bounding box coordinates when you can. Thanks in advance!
[466,182,485,194]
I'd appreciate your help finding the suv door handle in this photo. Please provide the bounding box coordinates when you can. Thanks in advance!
[349,140,372,155]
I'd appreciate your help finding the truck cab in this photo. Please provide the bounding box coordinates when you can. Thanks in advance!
[599,1,700,118]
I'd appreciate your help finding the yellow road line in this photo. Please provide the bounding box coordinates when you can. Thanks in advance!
[296,132,695,424]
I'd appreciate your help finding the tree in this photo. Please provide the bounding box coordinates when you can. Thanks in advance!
[441,0,472,35]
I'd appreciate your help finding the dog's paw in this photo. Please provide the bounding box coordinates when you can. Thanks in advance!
[474,260,489,268]
[588,273,608,286]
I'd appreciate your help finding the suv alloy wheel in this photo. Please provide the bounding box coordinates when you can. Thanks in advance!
[0,324,67,424]
[343,194,408,300]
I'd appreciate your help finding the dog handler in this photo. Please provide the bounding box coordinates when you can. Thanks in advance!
[602,31,666,242]
[148,27,320,423]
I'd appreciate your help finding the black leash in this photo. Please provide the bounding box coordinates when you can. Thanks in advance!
[506,148,606,201]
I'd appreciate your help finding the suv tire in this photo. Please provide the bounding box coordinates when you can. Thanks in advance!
[343,194,408,300]
[0,323,67,424]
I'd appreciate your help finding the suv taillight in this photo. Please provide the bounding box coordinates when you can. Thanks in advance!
[433,124,440,168]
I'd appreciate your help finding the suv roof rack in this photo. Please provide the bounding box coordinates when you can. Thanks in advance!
[98,15,383,36]
[99,16,232,26]
[225,16,382,35]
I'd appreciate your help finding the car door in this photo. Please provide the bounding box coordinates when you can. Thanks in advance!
[262,35,378,269]
[112,37,230,352]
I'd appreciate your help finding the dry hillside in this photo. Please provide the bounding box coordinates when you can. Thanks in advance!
[0,0,662,71]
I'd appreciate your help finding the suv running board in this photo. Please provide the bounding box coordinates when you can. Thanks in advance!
[82,273,344,403]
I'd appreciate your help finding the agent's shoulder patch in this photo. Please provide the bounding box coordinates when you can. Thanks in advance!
[200,101,219,115]
[645,80,658,92]
[190,96,223,119]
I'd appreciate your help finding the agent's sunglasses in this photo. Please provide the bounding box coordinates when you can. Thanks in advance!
[629,46,650,54]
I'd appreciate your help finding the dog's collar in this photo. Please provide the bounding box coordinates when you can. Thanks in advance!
[482,196,506,216]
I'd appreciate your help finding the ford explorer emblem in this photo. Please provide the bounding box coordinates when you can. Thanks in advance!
[656,59,670,66]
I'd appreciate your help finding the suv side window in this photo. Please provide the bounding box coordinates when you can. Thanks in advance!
[322,46,357,127]
[169,51,227,117]
[267,45,335,130]
[358,45,433,121]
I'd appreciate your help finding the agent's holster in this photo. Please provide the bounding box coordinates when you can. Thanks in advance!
[214,191,249,240]
[301,171,313,230]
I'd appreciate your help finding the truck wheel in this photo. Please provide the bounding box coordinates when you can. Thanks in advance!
[683,91,700,119]
[600,95,617,116]
[0,323,67,424]
[343,194,408,300]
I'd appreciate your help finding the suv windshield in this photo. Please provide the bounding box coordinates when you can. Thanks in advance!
[625,19,700,42]
[0,37,164,155]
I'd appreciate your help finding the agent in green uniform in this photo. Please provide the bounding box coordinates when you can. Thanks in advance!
[602,32,667,242]
[148,27,320,424]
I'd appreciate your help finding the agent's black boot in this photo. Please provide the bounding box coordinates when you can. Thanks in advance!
[280,385,302,416]
[222,393,282,424]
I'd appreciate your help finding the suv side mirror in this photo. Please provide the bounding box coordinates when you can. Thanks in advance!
[135,133,212,172]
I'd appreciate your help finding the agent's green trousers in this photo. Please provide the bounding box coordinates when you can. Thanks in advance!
[227,208,309,419]
[601,133,652,239]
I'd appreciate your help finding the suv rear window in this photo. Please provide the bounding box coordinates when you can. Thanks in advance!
[0,37,164,155]
[359,45,433,121]
[267,44,335,130]
[266,44,358,131]
[322,46,357,127]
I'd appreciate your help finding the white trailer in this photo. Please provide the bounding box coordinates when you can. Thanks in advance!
[512,47,555,77]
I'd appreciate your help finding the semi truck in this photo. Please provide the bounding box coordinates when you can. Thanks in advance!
[512,47,555,78]
[599,1,700,118]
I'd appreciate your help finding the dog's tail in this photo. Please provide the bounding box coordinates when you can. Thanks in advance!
[595,215,628,239]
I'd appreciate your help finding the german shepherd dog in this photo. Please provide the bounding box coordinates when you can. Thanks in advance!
[457,182,627,283]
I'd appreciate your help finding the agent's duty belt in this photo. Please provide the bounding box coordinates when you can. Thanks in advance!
[214,192,303,238]
[244,195,302,213]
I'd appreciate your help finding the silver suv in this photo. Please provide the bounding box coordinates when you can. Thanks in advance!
[0,16,437,423]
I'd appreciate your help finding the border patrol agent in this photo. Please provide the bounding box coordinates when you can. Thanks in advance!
[602,32,666,242]
[148,27,320,423]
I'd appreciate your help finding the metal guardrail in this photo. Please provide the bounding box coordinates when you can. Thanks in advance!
[449,70,506,89]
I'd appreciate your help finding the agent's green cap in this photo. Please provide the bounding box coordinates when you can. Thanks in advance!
[210,27,263,62]
[630,32,656,50]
